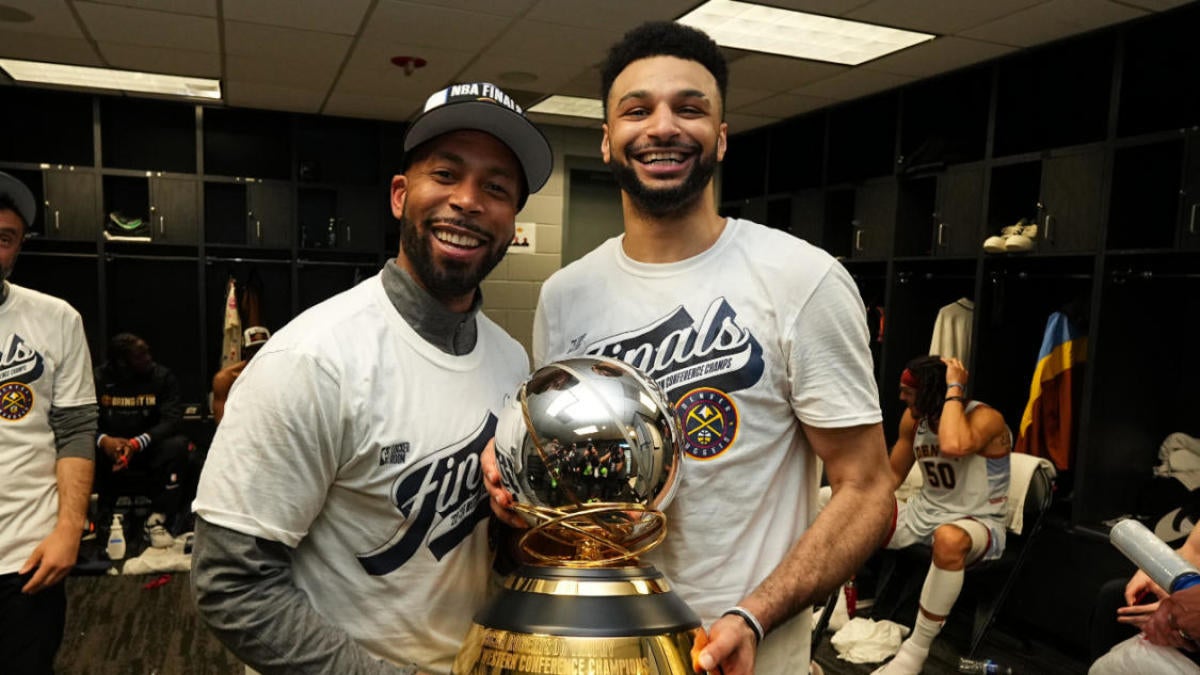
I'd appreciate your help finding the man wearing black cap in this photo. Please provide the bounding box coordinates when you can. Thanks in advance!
[0,171,98,673]
[191,83,552,674]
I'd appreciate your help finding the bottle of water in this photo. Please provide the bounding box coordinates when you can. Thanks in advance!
[958,657,1013,674]
[106,514,126,561]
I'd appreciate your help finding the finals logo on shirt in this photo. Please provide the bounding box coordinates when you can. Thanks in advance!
[582,298,762,459]
[357,414,495,575]
[0,334,44,421]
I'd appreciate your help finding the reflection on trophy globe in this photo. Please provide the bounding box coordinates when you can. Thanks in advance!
[492,356,683,565]
[453,357,709,675]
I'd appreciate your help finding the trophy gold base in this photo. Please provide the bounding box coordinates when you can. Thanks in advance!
[453,565,704,675]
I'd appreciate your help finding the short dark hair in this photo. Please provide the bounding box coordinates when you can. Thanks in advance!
[600,21,728,119]
[904,355,948,421]
[108,332,147,365]
[0,195,28,235]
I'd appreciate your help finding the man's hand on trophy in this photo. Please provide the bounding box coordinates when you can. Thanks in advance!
[697,613,757,674]
[482,439,528,529]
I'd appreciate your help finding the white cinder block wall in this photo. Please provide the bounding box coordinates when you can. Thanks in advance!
[481,125,604,359]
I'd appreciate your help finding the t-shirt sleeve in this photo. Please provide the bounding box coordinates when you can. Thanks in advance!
[54,308,96,408]
[788,263,883,428]
[532,283,556,369]
[193,349,344,548]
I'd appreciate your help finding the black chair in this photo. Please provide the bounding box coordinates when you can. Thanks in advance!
[869,453,1057,656]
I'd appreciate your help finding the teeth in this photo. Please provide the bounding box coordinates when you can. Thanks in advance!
[641,152,685,164]
[435,230,482,248]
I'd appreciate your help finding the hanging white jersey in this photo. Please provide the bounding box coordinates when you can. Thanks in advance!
[0,283,96,574]
[194,272,529,674]
[535,219,881,673]
[905,401,1011,534]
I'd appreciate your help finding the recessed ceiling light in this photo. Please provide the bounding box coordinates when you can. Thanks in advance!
[0,58,221,100]
[678,0,936,66]
[528,95,604,120]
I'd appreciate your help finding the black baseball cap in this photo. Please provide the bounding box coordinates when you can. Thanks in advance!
[0,171,36,228]
[403,82,553,200]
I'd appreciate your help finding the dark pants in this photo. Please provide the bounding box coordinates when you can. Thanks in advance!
[95,434,190,522]
[0,572,67,674]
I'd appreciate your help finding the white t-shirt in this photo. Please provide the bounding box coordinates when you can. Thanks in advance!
[193,272,529,674]
[534,219,882,673]
[0,283,96,574]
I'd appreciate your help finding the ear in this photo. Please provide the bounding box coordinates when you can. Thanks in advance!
[390,174,408,219]
[601,124,611,164]
[717,121,728,163]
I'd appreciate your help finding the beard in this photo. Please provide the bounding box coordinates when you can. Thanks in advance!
[399,211,507,305]
[608,141,718,217]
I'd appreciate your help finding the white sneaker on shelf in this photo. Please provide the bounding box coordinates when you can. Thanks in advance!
[144,512,174,549]
[1005,223,1038,252]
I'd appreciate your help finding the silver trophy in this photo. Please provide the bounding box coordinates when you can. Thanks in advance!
[454,356,707,674]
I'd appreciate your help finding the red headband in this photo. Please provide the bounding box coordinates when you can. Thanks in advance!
[900,368,919,389]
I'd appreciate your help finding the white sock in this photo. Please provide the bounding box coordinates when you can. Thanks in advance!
[909,564,963,650]
[871,640,929,675]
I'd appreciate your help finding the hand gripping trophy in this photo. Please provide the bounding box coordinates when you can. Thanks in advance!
[454,356,708,674]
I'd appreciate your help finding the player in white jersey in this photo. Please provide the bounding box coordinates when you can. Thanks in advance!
[875,355,1012,675]
[483,22,895,675]
[191,83,552,675]
[0,171,98,674]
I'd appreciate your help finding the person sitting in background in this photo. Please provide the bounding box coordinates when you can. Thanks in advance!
[94,333,188,548]
[210,325,270,424]
[874,355,1012,675]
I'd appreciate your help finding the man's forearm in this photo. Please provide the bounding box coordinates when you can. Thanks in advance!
[191,518,411,675]
[55,457,94,532]
[743,430,894,635]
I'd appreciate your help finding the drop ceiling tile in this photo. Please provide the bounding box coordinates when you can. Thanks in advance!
[861,36,1015,77]
[526,0,695,29]
[727,87,779,110]
[791,68,912,100]
[225,79,326,113]
[734,92,838,118]
[333,41,475,96]
[728,53,848,92]
[527,111,602,129]
[76,2,218,51]
[846,0,1045,34]
[0,1,90,37]
[0,32,101,64]
[482,19,620,65]
[225,55,339,89]
[322,90,425,121]
[99,43,220,77]
[392,0,538,15]
[82,0,216,17]
[457,53,596,95]
[961,0,1147,47]
[724,111,781,133]
[552,66,604,100]
[224,0,371,35]
[224,21,353,62]
[361,0,517,47]
[1118,0,1195,9]
[741,0,876,16]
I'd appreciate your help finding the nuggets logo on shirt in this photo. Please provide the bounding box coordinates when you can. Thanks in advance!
[582,298,762,457]
[357,414,496,576]
[0,382,34,421]
[676,387,739,459]
[0,334,45,421]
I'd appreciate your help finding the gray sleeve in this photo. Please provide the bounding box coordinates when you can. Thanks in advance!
[48,404,97,461]
[190,517,415,675]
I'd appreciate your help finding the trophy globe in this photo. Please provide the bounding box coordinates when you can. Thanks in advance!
[454,356,707,674]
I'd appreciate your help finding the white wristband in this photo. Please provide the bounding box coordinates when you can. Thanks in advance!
[722,606,764,644]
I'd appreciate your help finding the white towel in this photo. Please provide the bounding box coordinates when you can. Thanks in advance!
[1008,453,1056,535]
[830,617,910,664]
